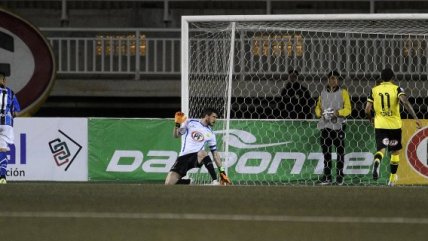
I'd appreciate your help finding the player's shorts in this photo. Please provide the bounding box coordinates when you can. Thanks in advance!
[375,128,402,152]
[170,152,201,177]
[0,125,14,151]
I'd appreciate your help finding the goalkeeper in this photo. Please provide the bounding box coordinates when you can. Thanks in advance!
[165,107,231,185]
[315,70,351,185]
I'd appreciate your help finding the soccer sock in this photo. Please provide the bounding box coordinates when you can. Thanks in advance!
[374,151,384,163]
[202,156,217,180]
[390,154,400,174]
[0,152,7,178]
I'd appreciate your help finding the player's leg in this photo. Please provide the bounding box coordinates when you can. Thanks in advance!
[388,151,400,186]
[165,154,194,185]
[387,129,402,186]
[0,150,7,184]
[165,171,182,185]
[0,126,15,184]
[372,150,384,181]
[0,131,10,184]
[373,129,387,181]
[334,128,345,185]
[320,129,333,184]
[196,150,218,183]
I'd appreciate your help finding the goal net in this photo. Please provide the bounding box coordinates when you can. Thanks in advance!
[181,14,428,185]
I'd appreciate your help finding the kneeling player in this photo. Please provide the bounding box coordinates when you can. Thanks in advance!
[165,108,231,185]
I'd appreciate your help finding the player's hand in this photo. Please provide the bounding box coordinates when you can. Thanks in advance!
[322,108,334,120]
[334,110,340,117]
[218,167,231,185]
[174,111,187,124]
[416,120,422,129]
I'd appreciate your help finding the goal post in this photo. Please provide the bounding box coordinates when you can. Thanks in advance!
[181,14,428,185]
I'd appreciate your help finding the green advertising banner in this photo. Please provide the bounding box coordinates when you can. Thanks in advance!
[89,119,180,182]
[89,119,385,184]
[210,120,382,184]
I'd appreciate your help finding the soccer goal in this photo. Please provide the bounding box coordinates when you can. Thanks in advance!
[181,14,428,185]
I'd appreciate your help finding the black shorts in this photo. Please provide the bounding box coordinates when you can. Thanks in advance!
[170,152,201,177]
[375,128,402,152]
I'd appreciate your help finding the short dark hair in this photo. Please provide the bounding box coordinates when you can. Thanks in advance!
[288,68,299,75]
[327,70,340,78]
[202,107,219,118]
[381,68,394,81]
[0,72,5,78]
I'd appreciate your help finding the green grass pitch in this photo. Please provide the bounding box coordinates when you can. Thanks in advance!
[1,183,427,241]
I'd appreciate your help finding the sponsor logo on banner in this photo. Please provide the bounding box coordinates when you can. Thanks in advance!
[215,129,290,149]
[6,133,27,178]
[48,130,83,171]
[105,129,373,175]
[406,127,428,178]
[9,118,88,181]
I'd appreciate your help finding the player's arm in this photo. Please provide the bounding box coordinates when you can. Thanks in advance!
[173,111,187,138]
[337,89,352,117]
[399,94,422,129]
[365,102,373,119]
[314,96,322,118]
[211,150,231,185]
[173,126,179,138]
[365,89,374,123]
[212,150,222,170]
[11,92,21,117]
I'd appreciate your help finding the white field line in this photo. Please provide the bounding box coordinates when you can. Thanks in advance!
[1,211,427,224]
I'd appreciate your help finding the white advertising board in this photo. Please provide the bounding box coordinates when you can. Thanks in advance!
[7,118,88,181]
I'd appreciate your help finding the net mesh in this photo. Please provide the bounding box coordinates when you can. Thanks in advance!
[184,18,428,185]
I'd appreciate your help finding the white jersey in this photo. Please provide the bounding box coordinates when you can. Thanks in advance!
[179,119,217,156]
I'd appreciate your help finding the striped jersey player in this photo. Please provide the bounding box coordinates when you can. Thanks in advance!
[0,72,21,184]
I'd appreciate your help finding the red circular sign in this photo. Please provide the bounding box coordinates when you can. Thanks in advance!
[406,127,428,177]
[0,9,55,116]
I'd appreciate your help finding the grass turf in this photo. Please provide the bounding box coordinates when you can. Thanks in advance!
[1,183,427,241]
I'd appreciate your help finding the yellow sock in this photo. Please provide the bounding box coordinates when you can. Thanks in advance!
[374,151,384,163]
[390,154,399,174]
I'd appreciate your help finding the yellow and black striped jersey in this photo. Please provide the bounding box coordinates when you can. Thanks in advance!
[367,81,405,129]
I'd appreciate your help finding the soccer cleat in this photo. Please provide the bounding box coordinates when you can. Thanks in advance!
[0,178,6,184]
[210,180,220,186]
[318,175,332,185]
[319,180,332,185]
[335,176,344,186]
[373,159,380,180]
[388,174,398,186]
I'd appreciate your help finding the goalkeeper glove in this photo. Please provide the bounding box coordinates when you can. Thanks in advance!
[174,111,187,127]
[218,166,231,185]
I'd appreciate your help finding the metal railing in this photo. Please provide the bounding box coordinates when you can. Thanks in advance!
[42,28,181,79]
[43,27,428,81]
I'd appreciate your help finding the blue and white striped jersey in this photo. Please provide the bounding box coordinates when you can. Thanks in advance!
[179,119,217,156]
[0,86,20,126]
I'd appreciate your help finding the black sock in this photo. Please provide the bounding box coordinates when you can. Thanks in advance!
[390,164,398,174]
[202,156,217,180]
